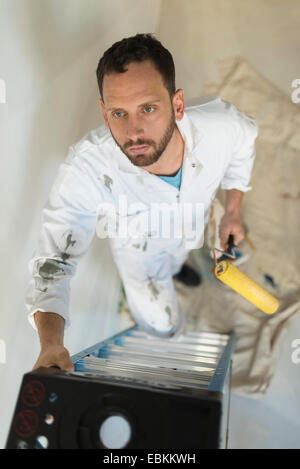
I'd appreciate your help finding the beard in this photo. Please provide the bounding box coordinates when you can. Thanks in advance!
[109,106,176,167]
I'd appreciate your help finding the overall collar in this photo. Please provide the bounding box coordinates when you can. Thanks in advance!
[110,111,205,192]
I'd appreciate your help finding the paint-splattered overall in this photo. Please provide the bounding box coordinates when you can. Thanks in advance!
[25,97,258,337]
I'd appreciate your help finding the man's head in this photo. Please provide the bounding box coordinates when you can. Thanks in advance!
[96,34,185,167]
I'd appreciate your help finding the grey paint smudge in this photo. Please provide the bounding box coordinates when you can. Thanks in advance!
[147,279,159,300]
[59,232,76,262]
[39,259,66,280]
[35,284,48,292]
[142,240,147,251]
[65,233,76,250]
[165,306,171,318]
[132,243,140,249]
[104,174,113,192]
[61,252,70,262]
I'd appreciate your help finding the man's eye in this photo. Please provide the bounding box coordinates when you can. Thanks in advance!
[144,106,155,113]
[113,111,124,118]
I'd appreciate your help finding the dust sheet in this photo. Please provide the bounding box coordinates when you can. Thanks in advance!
[186,57,300,395]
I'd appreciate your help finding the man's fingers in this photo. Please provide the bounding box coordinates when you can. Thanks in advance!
[234,232,245,246]
[33,346,74,372]
[58,359,74,372]
[220,232,230,251]
[56,351,74,371]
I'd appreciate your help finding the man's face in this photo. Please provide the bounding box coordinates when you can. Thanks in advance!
[100,60,183,167]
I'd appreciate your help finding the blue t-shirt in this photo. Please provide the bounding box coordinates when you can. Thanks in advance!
[157,166,182,190]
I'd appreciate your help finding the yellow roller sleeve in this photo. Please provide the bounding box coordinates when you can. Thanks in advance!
[214,260,279,314]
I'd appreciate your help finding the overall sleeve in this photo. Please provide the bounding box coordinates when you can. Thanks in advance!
[220,104,259,192]
[25,147,103,330]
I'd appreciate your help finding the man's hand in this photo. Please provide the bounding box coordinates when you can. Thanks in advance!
[33,311,73,371]
[218,211,245,252]
[32,345,74,372]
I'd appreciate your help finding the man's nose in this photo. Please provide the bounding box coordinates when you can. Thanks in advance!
[126,115,144,141]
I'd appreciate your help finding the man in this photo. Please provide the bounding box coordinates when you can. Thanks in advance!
[27,34,258,371]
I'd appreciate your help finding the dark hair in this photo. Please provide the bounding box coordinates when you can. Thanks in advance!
[96,33,176,100]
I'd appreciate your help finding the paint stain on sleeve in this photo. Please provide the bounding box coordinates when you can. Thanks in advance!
[38,259,66,280]
[104,174,113,192]
[60,232,77,261]
[65,233,76,250]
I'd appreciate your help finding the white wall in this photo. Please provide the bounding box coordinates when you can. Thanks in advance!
[0,0,161,448]
[157,0,300,449]
[157,0,300,99]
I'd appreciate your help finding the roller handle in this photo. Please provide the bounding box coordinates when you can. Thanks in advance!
[227,234,236,254]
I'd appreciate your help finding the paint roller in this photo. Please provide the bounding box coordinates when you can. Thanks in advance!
[213,235,279,315]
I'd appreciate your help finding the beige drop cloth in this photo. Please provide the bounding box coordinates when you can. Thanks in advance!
[119,57,300,396]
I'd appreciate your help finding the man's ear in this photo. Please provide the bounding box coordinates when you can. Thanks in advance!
[173,89,185,121]
[99,99,109,128]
